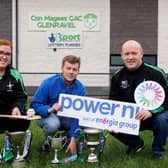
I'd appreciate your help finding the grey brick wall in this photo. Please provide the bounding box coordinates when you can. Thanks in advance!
[0,0,12,41]
[110,0,157,54]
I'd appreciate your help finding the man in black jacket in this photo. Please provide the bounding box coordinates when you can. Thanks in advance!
[109,40,168,160]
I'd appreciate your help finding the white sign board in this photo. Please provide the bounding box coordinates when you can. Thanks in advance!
[17,0,110,87]
[58,94,141,135]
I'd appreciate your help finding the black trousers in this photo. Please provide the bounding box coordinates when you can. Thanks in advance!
[0,118,30,134]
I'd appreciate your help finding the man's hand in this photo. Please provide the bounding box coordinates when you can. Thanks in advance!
[48,103,61,113]
[65,137,77,154]
[108,127,119,134]
[11,107,21,116]
[135,109,152,120]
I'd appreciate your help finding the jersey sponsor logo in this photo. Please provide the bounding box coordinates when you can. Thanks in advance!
[6,81,14,92]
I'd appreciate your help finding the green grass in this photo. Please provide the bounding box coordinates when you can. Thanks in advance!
[0,121,168,168]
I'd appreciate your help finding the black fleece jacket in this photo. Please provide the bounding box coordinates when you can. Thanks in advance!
[0,65,27,115]
[109,63,168,114]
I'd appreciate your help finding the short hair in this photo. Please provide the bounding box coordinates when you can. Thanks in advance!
[121,40,143,53]
[62,55,81,68]
[0,39,12,49]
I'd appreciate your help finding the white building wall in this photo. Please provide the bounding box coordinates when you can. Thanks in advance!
[158,0,168,72]
[16,0,110,87]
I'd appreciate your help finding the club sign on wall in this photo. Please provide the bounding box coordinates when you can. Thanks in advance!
[28,12,100,31]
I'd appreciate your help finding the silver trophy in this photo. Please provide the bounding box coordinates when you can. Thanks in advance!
[51,132,67,164]
[9,131,26,162]
[84,128,101,162]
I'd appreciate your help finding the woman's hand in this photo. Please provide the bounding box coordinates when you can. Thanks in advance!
[11,107,21,116]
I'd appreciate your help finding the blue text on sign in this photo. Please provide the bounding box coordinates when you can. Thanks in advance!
[60,96,140,119]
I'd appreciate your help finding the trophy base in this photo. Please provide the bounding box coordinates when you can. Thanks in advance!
[12,161,26,167]
[14,157,25,162]
[87,154,99,163]
[51,159,60,164]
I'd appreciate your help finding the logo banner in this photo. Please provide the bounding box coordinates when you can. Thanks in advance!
[57,94,141,135]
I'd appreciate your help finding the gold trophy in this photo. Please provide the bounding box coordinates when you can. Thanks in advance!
[84,128,101,162]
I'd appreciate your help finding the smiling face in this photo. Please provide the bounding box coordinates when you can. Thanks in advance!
[61,55,80,87]
[61,61,79,84]
[121,40,143,71]
[0,45,12,73]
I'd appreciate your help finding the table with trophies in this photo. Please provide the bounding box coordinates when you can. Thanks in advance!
[0,108,41,164]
